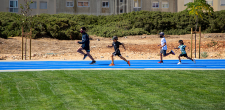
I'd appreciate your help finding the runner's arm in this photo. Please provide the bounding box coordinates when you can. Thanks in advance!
[78,35,88,44]
[160,42,166,48]
[122,43,126,50]
[108,43,113,48]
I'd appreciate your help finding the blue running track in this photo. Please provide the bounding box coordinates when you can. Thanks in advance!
[0,59,225,71]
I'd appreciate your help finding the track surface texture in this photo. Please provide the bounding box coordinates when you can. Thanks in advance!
[0,59,225,71]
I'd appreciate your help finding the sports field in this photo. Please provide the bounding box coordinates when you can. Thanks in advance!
[0,70,224,109]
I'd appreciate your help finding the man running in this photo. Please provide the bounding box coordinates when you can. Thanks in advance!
[77,27,96,64]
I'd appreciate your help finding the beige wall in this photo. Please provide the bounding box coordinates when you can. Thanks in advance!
[0,0,11,13]
[138,0,177,12]
[177,0,225,12]
[204,0,225,11]
[1,0,224,16]
[30,0,56,15]
[177,0,193,12]
[56,0,115,15]
[0,0,56,15]
[217,0,225,11]
[76,0,90,14]
[0,0,6,12]
[56,0,74,14]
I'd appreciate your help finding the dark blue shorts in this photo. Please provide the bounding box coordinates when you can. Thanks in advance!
[86,50,90,52]
[160,49,167,56]
[82,47,90,52]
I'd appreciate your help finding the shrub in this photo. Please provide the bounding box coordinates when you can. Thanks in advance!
[207,40,217,47]
[0,10,225,40]
[0,20,7,39]
[201,52,209,58]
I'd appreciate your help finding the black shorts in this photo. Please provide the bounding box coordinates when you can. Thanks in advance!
[112,52,121,56]
[82,47,90,52]
[160,49,167,56]
[179,54,187,57]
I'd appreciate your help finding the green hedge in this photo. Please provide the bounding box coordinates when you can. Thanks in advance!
[0,10,224,39]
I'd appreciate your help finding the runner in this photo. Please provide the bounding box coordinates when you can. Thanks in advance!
[77,27,96,64]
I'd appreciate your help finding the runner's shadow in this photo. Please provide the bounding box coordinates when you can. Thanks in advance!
[96,64,110,65]
[97,64,126,66]
[170,63,192,64]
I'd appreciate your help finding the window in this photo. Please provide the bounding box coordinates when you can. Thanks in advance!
[206,1,213,6]
[30,1,37,9]
[102,1,109,7]
[120,9,123,13]
[66,1,74,7]
[134,0,141,7]
[184,0,192,6]
[9,0,18,13]
[78,1,89,7]
[162,2,169,8]
[40,1,47,9]
[152,2,159,8]
[120,0,123,2]
[134,0,141,11]
[221,0,225,6]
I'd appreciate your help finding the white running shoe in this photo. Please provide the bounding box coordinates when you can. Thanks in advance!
[177,62,182,65]
[193,59,196,64]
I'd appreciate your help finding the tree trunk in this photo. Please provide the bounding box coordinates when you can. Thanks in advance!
[195,15,198,31]
[195,15,198,58]
[195,31,196,58]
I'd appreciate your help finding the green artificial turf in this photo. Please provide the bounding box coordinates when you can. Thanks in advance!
[0,70,224,110]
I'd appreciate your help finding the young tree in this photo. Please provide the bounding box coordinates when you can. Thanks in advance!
[185,0,214,31]
[20,0,33,60]
[185,0,214,58]
[20,0,34,32]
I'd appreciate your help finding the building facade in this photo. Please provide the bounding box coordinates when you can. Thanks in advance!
[141,0,177,12]
[177,0,225,12]
[0,0,56,15]
[56,0,177,15]
[0,0,224,15]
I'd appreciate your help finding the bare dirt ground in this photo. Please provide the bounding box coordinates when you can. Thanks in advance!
[0,33,225,61]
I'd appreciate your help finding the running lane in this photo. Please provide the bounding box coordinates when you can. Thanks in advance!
[0,59,225,71]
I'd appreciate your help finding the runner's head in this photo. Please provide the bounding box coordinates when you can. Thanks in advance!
[159,32,164,38]
[80,27,86,33]
[113,36,118,42]
[179,40,184,45]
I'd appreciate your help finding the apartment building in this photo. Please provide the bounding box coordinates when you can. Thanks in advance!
[177,0,225,12]
[1,0,223,15]
[56,0,118,15]
[0,0,178,15]
[141,0,177,12]
[0,0,56,15]
[56,0,177,15]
